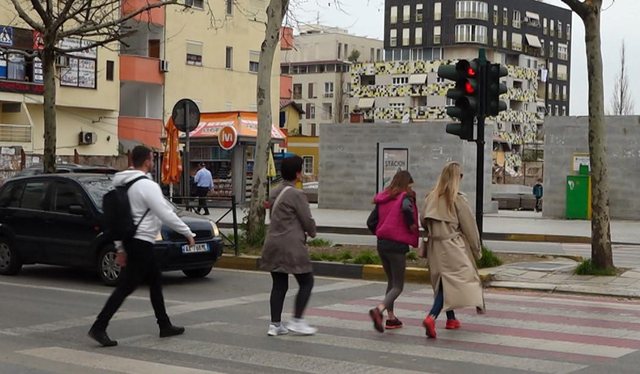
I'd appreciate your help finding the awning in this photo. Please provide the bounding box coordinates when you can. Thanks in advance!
[179,111,286,141]
[525,34,542,48]
[408,74,427,84]
[358,98,376,109]
[525,11,539,20]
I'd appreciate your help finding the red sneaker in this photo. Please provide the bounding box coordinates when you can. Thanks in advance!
[423,315,437,338]
[385,318,403,330]
[445,319,461,330]
[369,308,384,333]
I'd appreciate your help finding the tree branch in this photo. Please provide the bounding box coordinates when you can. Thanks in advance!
[560,0,589,19]
[9,0,44,31]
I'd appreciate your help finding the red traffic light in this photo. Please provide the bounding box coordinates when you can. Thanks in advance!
[465,81,475,94]
[467,67,477,77]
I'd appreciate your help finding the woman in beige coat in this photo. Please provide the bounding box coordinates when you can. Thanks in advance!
[421,161,484,339]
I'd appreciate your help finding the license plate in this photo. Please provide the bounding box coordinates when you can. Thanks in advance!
[182,243,209,254]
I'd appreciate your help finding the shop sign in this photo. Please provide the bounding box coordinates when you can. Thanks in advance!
[0,80,44,94]
[219,125,238,150]
[0,26,13,47]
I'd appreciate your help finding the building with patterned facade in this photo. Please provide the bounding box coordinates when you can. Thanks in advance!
[351,0,572,176]
[280,25,383,136]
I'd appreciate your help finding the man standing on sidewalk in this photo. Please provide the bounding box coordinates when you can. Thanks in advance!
[194,162,214,215]
[88,145,196,347]
[533,179,543,212]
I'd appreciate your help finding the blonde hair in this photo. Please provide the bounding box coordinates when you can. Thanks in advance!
[431,161,462,212]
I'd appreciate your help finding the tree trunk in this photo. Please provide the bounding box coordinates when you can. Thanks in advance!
[247,0,288,241]
[42,42,57,173]
[583,9,613,269]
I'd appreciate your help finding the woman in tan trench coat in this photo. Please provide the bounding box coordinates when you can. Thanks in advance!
[421,161,484,339]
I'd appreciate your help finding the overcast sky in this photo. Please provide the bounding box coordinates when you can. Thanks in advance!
[292,0,640,115]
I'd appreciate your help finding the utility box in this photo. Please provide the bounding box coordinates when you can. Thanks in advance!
[566,165,591,220]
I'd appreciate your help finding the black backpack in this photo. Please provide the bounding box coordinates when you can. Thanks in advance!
[102,175,150,242]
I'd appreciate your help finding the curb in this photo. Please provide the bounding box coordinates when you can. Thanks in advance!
[488,281,640,299]
[215,254,494,285]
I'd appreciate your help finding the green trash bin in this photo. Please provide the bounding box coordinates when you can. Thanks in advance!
[566,165,591,220]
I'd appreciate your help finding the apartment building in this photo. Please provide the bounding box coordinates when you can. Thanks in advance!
[352,0,572,175]
[280,25,383,136]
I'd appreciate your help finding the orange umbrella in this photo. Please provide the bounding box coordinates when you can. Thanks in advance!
[161,117,182,185]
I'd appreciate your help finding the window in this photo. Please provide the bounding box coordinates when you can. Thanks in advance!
[492,29,498,47]
[403,5,410,23]
[558,43,568,61]
[455,1,489,20]
[555,85,560,100]
[543,18,548,35]
[53,182,85,214]
[513,10,521,28]
[0,182,24,208]
[402,29,410,46]
[226,0,233,15]
[225,46,233,69]
[502,30,507,48]
[324,82,334,97]
[308,82,314,98]
[503,7,508,26]
[392,77,408,85]
[416,4,423,22]
[370,48,374,61]
[558,21,563,39]
[343,105,349,119]
[310,123,317,136]
[562,106,567,116]
[557,64,568,81]
[549,41,554,58]
[549,83,554,99]
[376,49,382,61]
[20,181,49,211]
[337,43,342,59]
[389,102,405,110]
[567,24,571,40]
[302,156,314,175]
[493,5,498,25]
[434,2,442,21]
[390,29,397,47]
[322,103,333,120]
[106,60,114,81]
[249,50,259,72]
[455,24,488,44]
[305,103,315,119]
[415,27,423,45]
[550,20,555,37]
[434,26,441,44]
[186,0,204,9]
[344,44,348,58]
[390,6,398,24]
[293,84,302,100]
[540,38,545,56]
[186,41,203,66]
[511,33,522,51]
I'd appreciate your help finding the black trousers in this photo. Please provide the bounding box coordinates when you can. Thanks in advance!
[196,187,210,214]
[93,239,171,330]
[270,272,314,323]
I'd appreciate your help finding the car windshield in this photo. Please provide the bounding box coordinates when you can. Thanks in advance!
[79,177,178,212]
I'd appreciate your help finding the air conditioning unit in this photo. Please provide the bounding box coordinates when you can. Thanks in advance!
[159,59,169,72]
[79,131,97,145]
[55,55,70,68]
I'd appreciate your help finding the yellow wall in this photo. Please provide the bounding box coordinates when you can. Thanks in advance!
[164,1,280,122]
[287,136,319,179]
[282,105,302,133]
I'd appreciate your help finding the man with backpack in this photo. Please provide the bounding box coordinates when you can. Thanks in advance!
[88,145,196,347]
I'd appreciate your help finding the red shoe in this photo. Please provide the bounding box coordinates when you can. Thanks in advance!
[385,318,403,330]
[369,308,384,333]
[422,315,437,338]
[445,319,461,330]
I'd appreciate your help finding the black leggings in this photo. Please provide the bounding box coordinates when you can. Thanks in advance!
[270,272,314,323]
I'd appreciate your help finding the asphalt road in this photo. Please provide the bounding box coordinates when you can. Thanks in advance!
[2,266,640,373]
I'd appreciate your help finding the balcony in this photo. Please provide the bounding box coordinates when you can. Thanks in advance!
[121,0,165,25]
[118,116,163,149]
[120,55,164,85]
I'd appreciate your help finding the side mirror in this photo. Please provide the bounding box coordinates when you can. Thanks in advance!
[68,204,86,215]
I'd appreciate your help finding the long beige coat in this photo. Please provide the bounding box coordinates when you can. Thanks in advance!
[421,192,485,312]
[260,181,317,274]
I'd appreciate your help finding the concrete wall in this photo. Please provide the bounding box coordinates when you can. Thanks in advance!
[544,116,640,219]
[318,122,493,212]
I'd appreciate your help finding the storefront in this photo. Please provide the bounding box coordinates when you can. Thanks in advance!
[175,111,286,204]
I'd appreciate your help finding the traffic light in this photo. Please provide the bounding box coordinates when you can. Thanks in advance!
[486,63,508,117]
[437,59,480,141]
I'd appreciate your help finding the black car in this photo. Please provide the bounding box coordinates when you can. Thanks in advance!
[0,174,223,285]
[13,163,118,178]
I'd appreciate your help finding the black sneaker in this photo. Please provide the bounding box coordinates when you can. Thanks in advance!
[385,318,403,330]
[159,325,185,338]
[88,327,118,347]
[369,308,384,333]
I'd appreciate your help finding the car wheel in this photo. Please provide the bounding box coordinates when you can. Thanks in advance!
[98,247,121,286]
[0,238,22,275]
[183,267,212,278]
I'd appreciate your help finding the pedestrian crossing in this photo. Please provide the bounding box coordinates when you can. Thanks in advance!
[11,287,640,373]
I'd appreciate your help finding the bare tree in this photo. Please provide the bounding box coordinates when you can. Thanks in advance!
[6,0,182,173]
[610,41,634,115]
[560,0,613,270]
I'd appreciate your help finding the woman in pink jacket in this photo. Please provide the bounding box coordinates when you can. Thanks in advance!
[367,170,419,332]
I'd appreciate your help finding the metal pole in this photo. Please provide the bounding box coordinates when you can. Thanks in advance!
[475,49,487,238]
[184,103,191,211]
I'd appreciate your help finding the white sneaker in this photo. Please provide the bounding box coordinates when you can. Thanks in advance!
[286,318,317,335]
[267,323,289,336]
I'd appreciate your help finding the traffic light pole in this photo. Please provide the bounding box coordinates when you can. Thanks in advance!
[475,50,487,238]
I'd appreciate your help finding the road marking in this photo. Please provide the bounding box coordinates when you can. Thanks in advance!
[17,347,223,374]
[129,336,431,374]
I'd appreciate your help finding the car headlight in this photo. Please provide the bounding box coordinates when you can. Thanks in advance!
[210,221,220,237]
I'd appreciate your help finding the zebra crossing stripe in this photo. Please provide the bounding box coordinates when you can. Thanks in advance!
[17,347,223,374]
